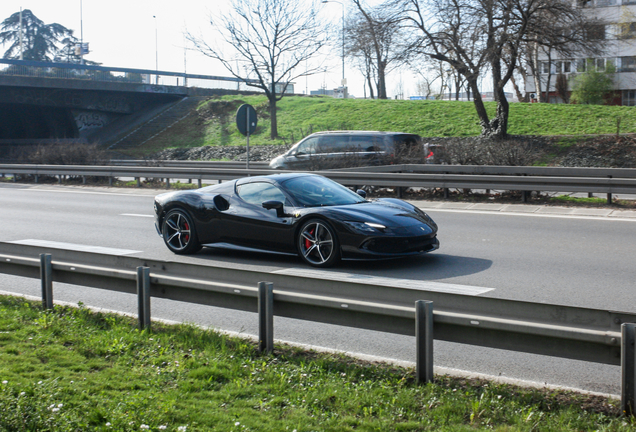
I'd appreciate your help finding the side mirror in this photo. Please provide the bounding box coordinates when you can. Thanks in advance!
[356,189,367,199]
[262,200,288,218]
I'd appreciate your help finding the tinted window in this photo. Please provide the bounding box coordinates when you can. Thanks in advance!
[318,135,348,153]
[282,176,366,207]
[295,137,319,155]
[237,182,288,206]
[350,135,384,151]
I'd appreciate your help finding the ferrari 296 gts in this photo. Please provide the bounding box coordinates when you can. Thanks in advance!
[154,173,439,267]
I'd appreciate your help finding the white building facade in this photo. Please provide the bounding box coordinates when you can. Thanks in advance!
[526,0,636,105]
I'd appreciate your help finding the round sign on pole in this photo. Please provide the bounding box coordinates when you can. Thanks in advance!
[236,104,258,136]
[236,104,257,170]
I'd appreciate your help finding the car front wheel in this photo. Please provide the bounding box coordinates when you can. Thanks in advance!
[297,219,340,267]
[162,209,201,254]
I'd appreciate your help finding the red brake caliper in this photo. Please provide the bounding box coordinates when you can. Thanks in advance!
[305,228,314,250]
[184,222,190,242]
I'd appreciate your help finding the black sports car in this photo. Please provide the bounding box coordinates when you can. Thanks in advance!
[154,173,439,267]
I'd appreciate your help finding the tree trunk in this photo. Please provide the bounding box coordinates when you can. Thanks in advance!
[510,74,525,102]
[377,61,387,99]
[269,96,278,139]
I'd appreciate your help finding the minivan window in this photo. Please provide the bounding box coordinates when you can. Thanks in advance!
[318,135,348,153]
[350,135,384,151]
[295,137,319,155]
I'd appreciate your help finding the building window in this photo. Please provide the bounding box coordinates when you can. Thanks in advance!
[620,56,636,72]
[596,58,606,71]
[576,59,588,72]
[541,61,551,74]
[562,61,572,73]
[587,24,607,40]
[623,90,636,106]
[616,22,636,39]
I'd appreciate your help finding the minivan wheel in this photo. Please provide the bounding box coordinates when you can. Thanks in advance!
[297,219,340,267]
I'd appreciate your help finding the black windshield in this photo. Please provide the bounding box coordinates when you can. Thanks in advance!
[282,176,366,207]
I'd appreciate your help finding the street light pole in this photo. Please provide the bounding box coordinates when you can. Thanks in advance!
[322,0,346,98]
[153,15,158,85]
[80,0,84,65]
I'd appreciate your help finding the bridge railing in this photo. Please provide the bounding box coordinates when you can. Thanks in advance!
[0,58,274,92]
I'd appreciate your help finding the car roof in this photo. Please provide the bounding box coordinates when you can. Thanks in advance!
[307,130,418,137]
[235,172,318,186]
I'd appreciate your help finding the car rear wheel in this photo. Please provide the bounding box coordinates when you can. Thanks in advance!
[162,209,201,254]
[297,219,340,267]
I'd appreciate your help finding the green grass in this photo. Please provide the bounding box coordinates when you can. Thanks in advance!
[0,295,631,431]
[119,96,636,158]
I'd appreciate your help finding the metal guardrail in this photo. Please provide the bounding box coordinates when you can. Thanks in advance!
[1,241,636,412]
[1,163,636,200]
[108,160,270,170]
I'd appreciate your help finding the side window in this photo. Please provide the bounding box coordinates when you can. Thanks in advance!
[350,135,380,151]
[319,135,348,153]
[295,137,318,155]
[237,182,288,206]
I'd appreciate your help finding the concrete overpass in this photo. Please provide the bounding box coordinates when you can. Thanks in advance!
[0,59,267,147]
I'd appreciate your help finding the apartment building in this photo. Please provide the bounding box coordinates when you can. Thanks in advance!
[525,0,636,105]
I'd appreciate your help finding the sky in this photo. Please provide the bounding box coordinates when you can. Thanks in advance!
[0,0,421,99]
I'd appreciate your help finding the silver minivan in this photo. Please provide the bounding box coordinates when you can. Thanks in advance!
[269,131,424,170]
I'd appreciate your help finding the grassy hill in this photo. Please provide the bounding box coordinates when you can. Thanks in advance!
[118,95,636,158]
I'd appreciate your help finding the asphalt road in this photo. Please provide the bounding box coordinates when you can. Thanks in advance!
[2,182,635,396]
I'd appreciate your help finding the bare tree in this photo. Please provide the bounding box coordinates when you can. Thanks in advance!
[346,0,407,99]
[395,0,602,138]
[188,0,326,139]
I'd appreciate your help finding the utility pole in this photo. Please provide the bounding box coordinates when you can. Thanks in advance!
[19,7,23,60]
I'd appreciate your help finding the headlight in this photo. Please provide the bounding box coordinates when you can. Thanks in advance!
[344,221,386,233]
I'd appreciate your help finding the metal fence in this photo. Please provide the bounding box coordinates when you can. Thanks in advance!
[1,241,636,413]
[1,163,636,201]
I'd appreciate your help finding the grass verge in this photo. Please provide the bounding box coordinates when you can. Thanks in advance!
[0,295,632,431]
[117,95,636,158]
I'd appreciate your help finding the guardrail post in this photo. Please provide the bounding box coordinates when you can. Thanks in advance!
[39,253,53,310]
[607,193,613,205]
[34,174,38,183]
[137,266,151,330]
[258,281,274,353]
[198,179,202,188]
[415,300,434,383]
[622,323,636,416]
[166,178,170,189]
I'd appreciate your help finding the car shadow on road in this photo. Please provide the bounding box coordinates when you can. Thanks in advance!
[192,246,491,281]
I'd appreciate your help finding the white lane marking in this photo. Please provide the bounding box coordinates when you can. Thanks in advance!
[8,239,142,255]
[4,186,155,198]
[272,268,493,295]
[120,213,154,218]
[420,207,636,222]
